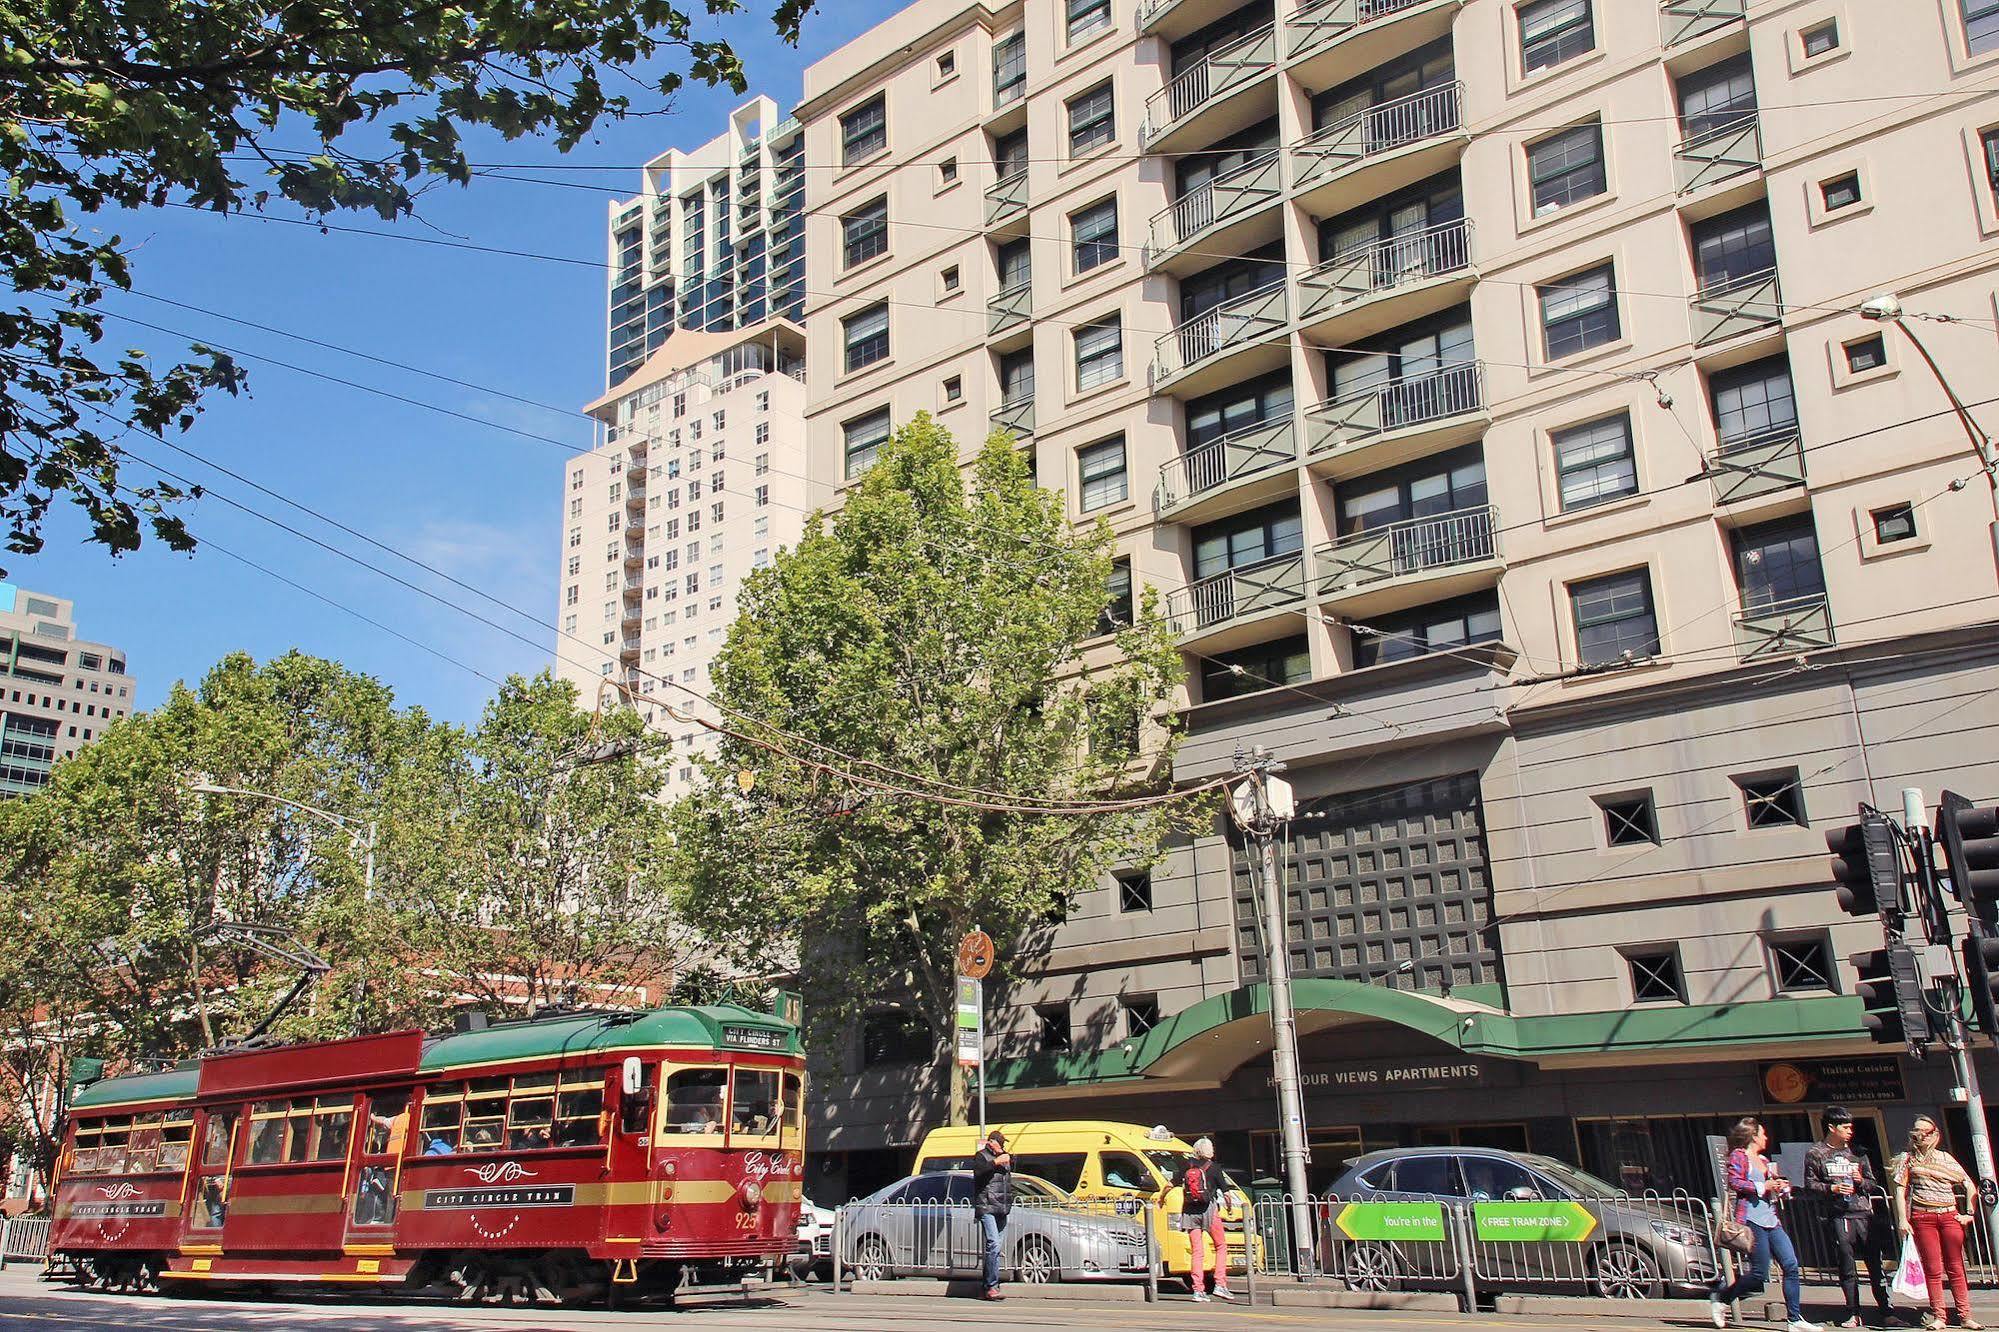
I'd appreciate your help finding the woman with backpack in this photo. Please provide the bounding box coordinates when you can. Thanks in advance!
[1169,1138,1240,1303]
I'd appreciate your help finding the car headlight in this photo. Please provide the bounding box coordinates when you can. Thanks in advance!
[1650,1221,1699,1246]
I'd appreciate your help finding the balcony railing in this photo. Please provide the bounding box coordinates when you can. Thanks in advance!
[1305,361,1484,455]
[1298,218,1473,321]
[1146,151,1283,263]
[1734,593,1834,660]
[1674,115,1762,194]
[992,394,1036,440]
[986,168,1029,227]
[1165,551,1307,637]
[1141,24,1278,147]
[1152,280,1289,384]
[1291,83,1464,193]
[1710,424,1806,506]
[1156,416,1297,512]
[623,577,644,594]
[626,485,647,505]
[1661,0,1745,46]
[620,637,642,653]
[623,544,644,565]
[988,280,1033,337]
[1288,0,1434,59]
[1691,266,1783,346]
[1317,504,1497,597]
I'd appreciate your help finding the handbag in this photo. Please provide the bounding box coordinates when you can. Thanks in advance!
[1716,1215,1756,1255]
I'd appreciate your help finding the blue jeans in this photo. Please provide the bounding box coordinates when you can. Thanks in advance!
[979,1211,1006,1289]
[1715,1220,1803,1321]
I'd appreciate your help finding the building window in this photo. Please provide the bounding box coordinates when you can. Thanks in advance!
[1967,0,1999,55]
[1873,503,1918,545]
[1801,18,1840,57]
[1570,568,1658,666]
[1351,592,1501,670]
[1068,0,1112,42]
[843,303,889,372]
[1117,868,1152,913]
[1982,129,1999,205]
[1121,995,1160,1038]
[1597,793,1659,847]
[1078,436,1128,511]
[1770,936,1834,993]
[861,1010,928,1064]
[1540,264,1619,358]
[1068,82,1116,156]
[1737,770,1808,829]
[1070,197,1119,274]
[1201,634,1310,702]
[993,32,1027,104]
[1844,334,1887,374]
[843,408,891,479]
[941,264,960,293]
[1527,122,1606,216]
[1519,0,1594,72]
[1626,949,1686,1004]
[943,374,963,403]
[1552,413,1637,510]
[939,157,959,186]
[936,50,956,79]
[1037,1004,1072,1052]
[1074,315,1124,390]
[1098,558,1133,636]
[1820,171,1862,212]
[841,196,887,267]
[841,94,887,165]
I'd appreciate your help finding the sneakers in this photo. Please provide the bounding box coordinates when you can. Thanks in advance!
[1191,1292,1210,1303]
[1212,1288,1236,1303]
[1922,1315,1944,1331]
[981,1288,1004,1302]
[1834,1318,1863,1329]
[1712,1299,1732,1329]
[1787,1320,1824,1332]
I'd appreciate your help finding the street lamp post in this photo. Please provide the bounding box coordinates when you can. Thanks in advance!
[186,781,377,900]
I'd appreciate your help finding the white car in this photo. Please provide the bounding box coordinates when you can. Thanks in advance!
[793,1201,838,1279]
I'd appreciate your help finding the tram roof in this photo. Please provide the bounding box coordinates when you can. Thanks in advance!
[70,1063,200,1111]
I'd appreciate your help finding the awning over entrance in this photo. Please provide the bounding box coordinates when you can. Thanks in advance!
[986,980,1869,1098]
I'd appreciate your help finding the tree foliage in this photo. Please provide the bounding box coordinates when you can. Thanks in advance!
[673,416,1193,1122]
[0,0,816,571]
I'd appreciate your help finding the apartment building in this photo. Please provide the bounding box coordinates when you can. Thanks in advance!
[605,95,806,387]
[788,0,1999,1198]
[559,320,810,794]
[0,583,135,795]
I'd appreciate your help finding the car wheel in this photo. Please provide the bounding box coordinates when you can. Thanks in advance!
[851,1235,893,1282]
[1013,1236,1058,1284]
[1592,1241,1662,1300]
[1343,1242,1401,1292]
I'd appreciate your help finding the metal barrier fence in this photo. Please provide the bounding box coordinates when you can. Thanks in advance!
[1775,1189,1999,1289]
[0,1214,51,1268]
[832,1198,1158,1300]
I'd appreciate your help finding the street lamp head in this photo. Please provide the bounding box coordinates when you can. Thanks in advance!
[1859,294,1904,323]
[186,780,226,795]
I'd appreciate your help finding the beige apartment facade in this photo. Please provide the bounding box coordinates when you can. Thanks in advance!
[785,0,1999,1199]
[0,583,135,796]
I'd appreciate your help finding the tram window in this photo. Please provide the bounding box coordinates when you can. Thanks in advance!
[313,1096,354,1162]
[201,1113,236,1168]
[364,1094,411,1156]
[555,1079,605,1147]
[664,1068,728,1134]
[419,1088,464,1153]
[508,1093,556,1151]
[248,1102,288,1165]
[159,1110,195,1171]
[283,1102,315,1163]
[463,1077,509,1152]
[733,1069,780,1136]
[123,1114,165,1174]
[781,1075,804,1135]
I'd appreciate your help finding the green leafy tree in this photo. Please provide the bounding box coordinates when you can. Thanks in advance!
[674,415,1192,1123]
[0,0,816,571]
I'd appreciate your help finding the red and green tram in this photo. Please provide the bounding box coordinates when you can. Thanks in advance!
[50,1004,806,1303]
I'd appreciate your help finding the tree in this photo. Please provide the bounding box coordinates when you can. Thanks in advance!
[673,415,1193,1123]
[0,0,816,572]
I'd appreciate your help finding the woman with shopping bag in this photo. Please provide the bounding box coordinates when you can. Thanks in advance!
[1894,1115,1984,1330]
[1712,1118,1820,1331]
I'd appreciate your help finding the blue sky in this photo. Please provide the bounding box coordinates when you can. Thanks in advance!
[13,1,903,726]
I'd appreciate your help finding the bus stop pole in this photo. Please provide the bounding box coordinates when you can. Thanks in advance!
[1144,1201,1159,1303]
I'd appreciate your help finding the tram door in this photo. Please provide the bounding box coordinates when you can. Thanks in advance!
[187,1107,239,1233]
[345,1091,410,1242]
[603,1059,656,1244]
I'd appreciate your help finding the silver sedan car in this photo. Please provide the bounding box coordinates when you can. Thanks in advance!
[841,1171,1150,1284]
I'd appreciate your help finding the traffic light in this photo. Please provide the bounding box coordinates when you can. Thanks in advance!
[1935,791,1999,923]
[1851,946,1932,1048]
[1828,808,1904,918]
[1963,934,1999,1039]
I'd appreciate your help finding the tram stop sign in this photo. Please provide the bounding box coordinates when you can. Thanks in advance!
[957,930,995,980]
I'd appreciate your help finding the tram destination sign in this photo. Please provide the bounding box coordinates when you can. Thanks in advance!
[64,1200,168,1218]
[424,1184,576,1210]
[722,1025,789,1051]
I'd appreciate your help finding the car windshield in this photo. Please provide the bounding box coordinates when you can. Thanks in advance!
[1012,1174,1070,1202]
[1145,1150,1183,1176]
[1520,1155,1622,1197]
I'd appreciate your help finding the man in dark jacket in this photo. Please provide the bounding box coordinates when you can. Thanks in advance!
[1803,1106,1891,1328]
[971,1130,1013,1300]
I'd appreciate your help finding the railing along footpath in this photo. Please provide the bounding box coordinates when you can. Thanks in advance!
[0,1213,51,1268]
[831,1196,1164,1301]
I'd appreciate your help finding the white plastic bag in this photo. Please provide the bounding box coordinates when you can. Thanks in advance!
[1892,1235,1928,1301]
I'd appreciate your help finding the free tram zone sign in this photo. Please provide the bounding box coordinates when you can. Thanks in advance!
[1334,1200,1600,1244]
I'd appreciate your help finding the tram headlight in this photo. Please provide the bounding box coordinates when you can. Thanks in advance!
[739,1180,764,1208]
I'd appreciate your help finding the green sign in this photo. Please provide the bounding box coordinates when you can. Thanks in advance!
[1334,1201,1447,1243]
[1472,1201,1598,1244]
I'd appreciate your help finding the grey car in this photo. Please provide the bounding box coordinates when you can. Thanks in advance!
[841,1170,1150,1284]
[1325,1148,1719,1300]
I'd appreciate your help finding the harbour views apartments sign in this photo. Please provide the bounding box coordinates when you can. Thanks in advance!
[1259,1057,1506,1094]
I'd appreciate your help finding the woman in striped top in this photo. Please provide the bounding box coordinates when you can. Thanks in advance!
[1894,1115,1983,1330]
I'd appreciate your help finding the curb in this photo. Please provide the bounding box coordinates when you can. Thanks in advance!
[849,1278,1149,1302]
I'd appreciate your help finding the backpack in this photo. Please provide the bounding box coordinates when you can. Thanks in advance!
[1184,1164,1209,1207]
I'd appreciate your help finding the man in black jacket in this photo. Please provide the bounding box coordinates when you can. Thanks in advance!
[1803,1106,1891,1328]
[971,1130,1013,1300]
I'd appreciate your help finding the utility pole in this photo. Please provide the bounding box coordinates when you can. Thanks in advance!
[1232,746,1314,1274]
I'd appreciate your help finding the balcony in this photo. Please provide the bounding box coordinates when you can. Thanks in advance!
[619,636,642,658]
[1140,24,1279,154]
[621,603,642,628]
[1661,0,1744,47]
[1144,150,1285,274]
[986,169,1029,234]
[626,485,647,507]
[623,543,644,568]
[1155,416,1299,524]
[1674,116,1762,196]
[1691,267,1783,347]
[1287,0,1463,88]
[1709,425,1806,507]
[1164,552,1309,650]
[987,280,1033,343]
[1304,361,1486,477]
[1734,593,1834,661]
[1150,280,1290,396]
[991,394,1036,441]
[1296,218,1475,344]
[1290,83,1466,220]
[622,576,644,598]
[1315,504,1500,615]
[1137,0,1245,39]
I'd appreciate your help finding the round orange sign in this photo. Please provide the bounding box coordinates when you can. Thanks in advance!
[957,930,995,980]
